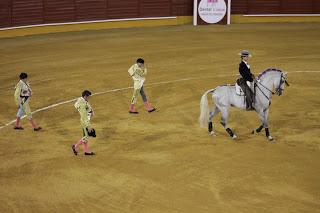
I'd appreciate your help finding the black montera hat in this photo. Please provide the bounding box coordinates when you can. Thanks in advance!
[19,72,28,79]
[82,90,92,97]
[136,58,144,64]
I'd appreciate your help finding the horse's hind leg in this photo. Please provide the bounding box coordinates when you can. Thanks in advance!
[225,127,237,139]
[219,107,237,139]
[251,125,264,134]
[208,106,219,135]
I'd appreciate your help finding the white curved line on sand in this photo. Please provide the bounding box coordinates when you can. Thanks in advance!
[1,70,319,130]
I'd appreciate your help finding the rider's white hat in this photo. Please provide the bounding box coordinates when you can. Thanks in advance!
[239,50,252,57]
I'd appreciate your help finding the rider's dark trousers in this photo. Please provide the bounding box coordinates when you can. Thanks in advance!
[237,78,254,110]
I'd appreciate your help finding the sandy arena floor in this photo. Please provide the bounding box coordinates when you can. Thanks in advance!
[0,23,320,213]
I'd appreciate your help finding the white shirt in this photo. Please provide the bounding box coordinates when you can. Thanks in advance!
[243,60,250,69]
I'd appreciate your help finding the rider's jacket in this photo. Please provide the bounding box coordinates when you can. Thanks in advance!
[239,61,254,82]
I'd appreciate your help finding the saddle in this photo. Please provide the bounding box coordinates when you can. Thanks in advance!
[235,81,245,96]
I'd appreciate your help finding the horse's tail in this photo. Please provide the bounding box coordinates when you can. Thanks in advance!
[199,88,215,128]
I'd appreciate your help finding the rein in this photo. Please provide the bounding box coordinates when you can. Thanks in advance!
[256,80,275,94]
[255,81,272,101]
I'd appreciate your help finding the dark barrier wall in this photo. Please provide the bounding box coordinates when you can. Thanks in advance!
[0,0,193,28]
[232,0,320,14]
[0,0,319,28]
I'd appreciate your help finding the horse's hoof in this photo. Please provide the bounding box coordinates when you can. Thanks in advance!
[252,129,261,134]
[209,131,216,136]
[232,135,237,140]
[268,136,274,141]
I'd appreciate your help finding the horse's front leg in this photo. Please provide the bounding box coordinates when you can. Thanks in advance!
[252,107,264,134]
[257,109,273,141]
[263,109,274,141]
[265,127,273,141]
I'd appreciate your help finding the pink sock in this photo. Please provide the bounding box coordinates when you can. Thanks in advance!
[29,118,38,128]
[74,140,84,150]
[144,102,153,110]
[15,117,21,127]
[83,142,90,153]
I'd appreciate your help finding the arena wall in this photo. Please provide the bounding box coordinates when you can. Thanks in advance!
[231,0,320,23]
[0,0,319,38]
[0,0,193,28]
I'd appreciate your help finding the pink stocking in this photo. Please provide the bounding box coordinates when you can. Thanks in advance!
[29,118,38,128]
[83,142,90,153]
[74,140,84,150]
[15,117,21,127]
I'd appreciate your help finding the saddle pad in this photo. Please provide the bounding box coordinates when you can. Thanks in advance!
[235,83,245,96]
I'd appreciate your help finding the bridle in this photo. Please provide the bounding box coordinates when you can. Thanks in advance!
[275,73,290,95]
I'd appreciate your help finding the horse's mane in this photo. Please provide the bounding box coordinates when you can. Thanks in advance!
[257,68,282,79]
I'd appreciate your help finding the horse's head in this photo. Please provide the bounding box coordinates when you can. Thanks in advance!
[275,71,289,96]
[257,68,290,97]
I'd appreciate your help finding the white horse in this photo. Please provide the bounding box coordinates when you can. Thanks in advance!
[199,68,289,141]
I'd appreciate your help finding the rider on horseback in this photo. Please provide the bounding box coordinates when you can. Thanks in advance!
[237,50,255,110]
